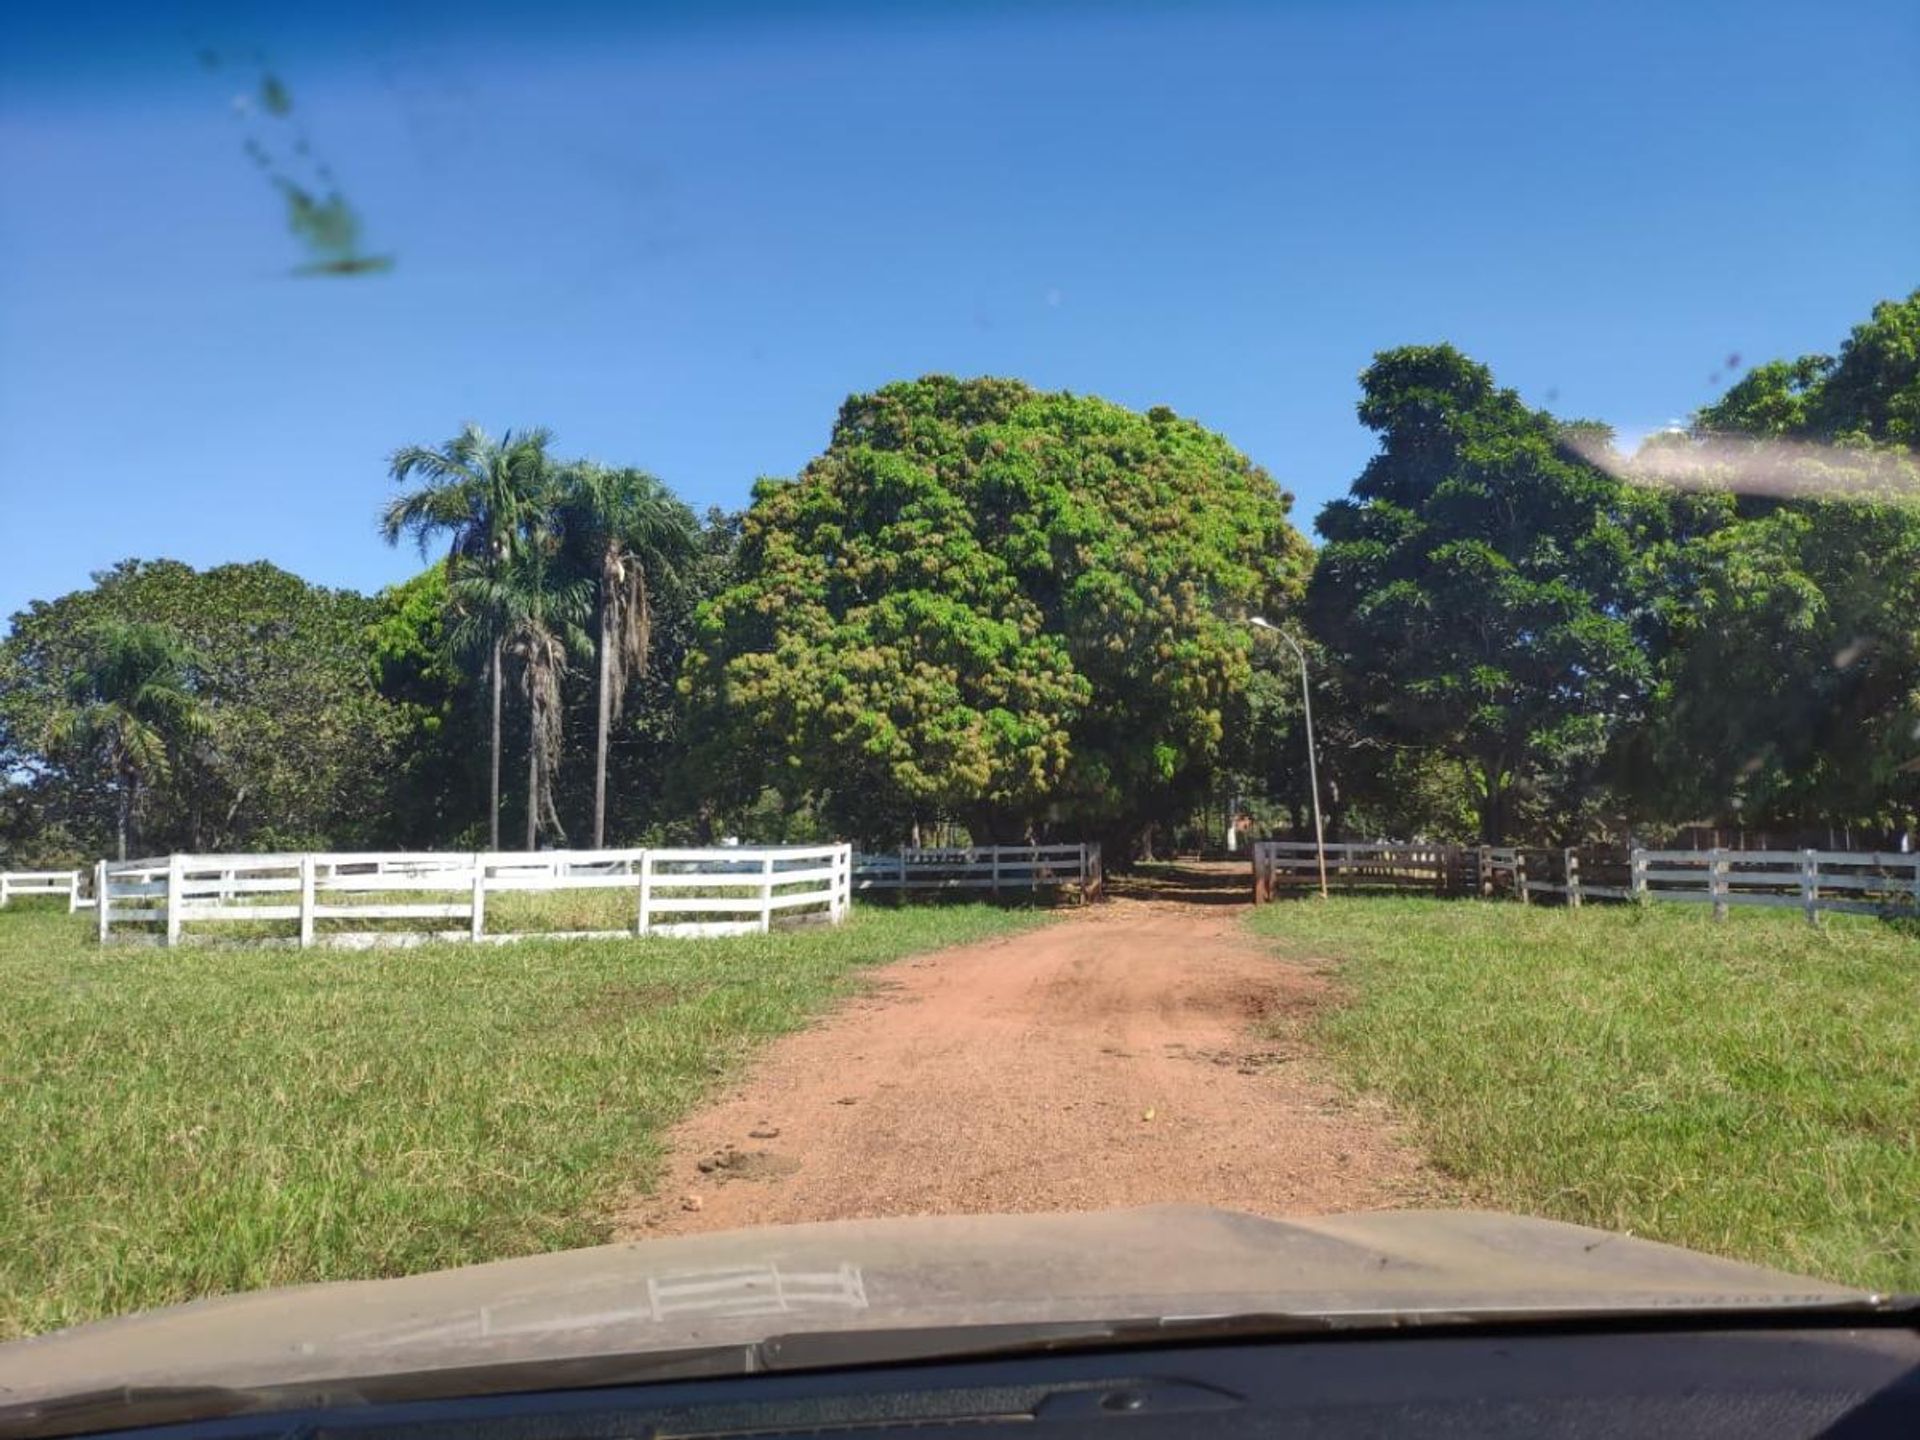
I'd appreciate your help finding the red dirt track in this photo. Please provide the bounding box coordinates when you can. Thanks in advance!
[616,863,1438,1235]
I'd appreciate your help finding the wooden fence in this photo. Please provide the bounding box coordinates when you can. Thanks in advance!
[95,845,853,948]
[852,843,1103,902]
[0,869,93,912]
[1251,841,1462,902]
[1250,840,1920,923]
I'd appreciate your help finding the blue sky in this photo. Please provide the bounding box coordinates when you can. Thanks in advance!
[2,0,1915,623]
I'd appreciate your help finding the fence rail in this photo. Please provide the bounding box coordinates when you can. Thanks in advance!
[0,869,92,912]
[1250,840,1920,922]
[95,845,852,948]
[852,843,1102,902]
[1251,841,1459,902]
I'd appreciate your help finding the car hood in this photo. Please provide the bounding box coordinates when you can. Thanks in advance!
[0,1206,1880,1427]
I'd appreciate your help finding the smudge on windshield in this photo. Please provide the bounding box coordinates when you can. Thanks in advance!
[202,47,394,278]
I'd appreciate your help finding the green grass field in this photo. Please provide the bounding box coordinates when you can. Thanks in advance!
[1245,897,1920,1292]
[0,901,1050,1339]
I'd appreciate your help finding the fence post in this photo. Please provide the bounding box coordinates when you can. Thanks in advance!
[1516,850,1530,905]
[0,872,8,907]
[1710,847,1728,922]
[1087,842,1103,903]
[1564,848,1582,910]
[760,852,775,934]
[164,854,182,948]
[1475,846,1489,897]
[298,854,316,949]
[1630,848,1647,903]
[1801,849,1819,927]
[66,871,78,914]
[898,845,908,890]
[95,860,110,944]
[636,851,653,935]
[990,847,1001,897]
[470,856,486,942]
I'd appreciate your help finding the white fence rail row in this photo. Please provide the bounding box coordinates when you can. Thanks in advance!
[1250,839,1920,923]
[95,845,853,948]
[852,843,1103,902]
[0,869,93,911]
[1628,847,1920,922]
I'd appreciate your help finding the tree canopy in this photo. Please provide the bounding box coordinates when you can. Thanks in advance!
[1307,346,1653,843]
[1628,286,1920,833]
[685,376,1311,843]
[0,561,399,859]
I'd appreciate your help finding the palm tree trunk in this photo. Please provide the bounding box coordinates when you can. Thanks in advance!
[117,777,132,863]
[488,636,504,851]
[526,692,540,852]
[593,603,612,850]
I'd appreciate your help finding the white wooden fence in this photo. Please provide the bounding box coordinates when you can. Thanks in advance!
[1250,839,1920,923]
[0,869,93,912]
[95,845,853,948]
[1630,848,1920,922]
[852,843,1102,902]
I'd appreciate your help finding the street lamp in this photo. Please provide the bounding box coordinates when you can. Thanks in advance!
[1250,616,1329,900]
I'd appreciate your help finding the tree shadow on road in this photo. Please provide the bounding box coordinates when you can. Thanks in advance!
[1106,859,1252,907]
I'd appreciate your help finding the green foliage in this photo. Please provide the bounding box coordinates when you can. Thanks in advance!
[1308,346,1652,842]
[384,424,567,847]
[687,376,1311,843]
[1625,287,1920,832]
[1632,501,1920,829]
[1698,289,1920,448]
[1247,899,1920,1290]
[43,621,206,860]
[1,561,401,857]
[363,564,491,846]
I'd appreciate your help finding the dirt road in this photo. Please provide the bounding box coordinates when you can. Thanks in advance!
[616,865,1438,1235]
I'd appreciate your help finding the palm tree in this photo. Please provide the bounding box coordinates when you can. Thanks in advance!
[46,621,206,860]
[560,464,699,847]
[450,540,592,850]
[382,424,556,849]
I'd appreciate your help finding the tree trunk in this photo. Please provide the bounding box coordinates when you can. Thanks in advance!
[526,695,540,852]
[488,636,504,851]
[116,776,132,862]
[1478,775,1506,845]
[592,602,612,850]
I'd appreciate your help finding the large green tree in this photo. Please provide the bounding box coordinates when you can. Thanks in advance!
[1308,346,1653,843]
[1630,289,1920,834]
[0,561,397,856]
[686,376,1311,846]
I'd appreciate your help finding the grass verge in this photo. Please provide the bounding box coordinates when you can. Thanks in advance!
[1244,897,1920,1292]
[1,902,1050,1338]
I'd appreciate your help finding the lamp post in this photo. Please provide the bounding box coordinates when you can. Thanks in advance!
[1250,616,1328,900]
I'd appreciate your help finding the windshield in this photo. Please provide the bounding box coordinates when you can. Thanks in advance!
[1,0,1916,1406]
